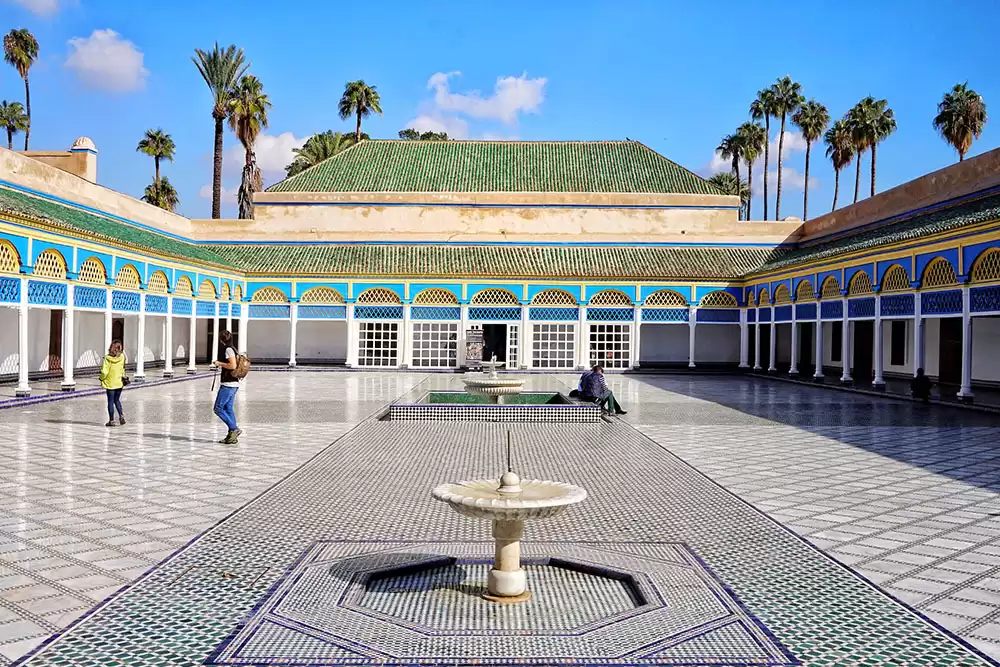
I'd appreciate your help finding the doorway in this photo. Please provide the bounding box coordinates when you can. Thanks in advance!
[852,320,874,385]
[799,322,814,374]
[938,318,962,386]
[482,324,507,364]
[112,317,124,344]
[48,311,63,372]
[760,324,772,368]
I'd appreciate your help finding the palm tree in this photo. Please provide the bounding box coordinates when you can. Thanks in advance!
[824,119,854,212]
[737,122,765,220]
[135,129,175,202]
[142,176,180,212]
[0,100,28,150]
[3,29,39,150]
[769,76,804,221]
[750,88,776,220]
[933,82,988,162]
[192,43,249,219]
[848,96,896,198]
[792,99,829,221]
[717,133,745,219]
[707,172,750,209]
[284,130,362,177]
[228,74,271,219]
[399,128,449,140]
[845,104,867,204]
[339,80,382,142]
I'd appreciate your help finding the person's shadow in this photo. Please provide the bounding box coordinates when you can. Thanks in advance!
[43,419,218,444]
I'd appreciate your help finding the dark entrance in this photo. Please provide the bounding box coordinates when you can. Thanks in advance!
[760,324,772,368]
[481,324,507,363]
[852,320,874,385]
[111,317,125,344]
[938,318,962,386]
[798,322,814,374]
[748,326,757,367]
[48,311,62,372]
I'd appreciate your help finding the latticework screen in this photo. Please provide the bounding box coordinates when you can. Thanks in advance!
[34,250,67,280]
[413,288,459,305]
[251,286,288,303]
[772,285,792,305]
[922,259,959,289]
[880,265,910,292]
[147,271,169,294]
[589,290,632,306]
[794,281,814,302]
[700,291,738,308]
[848,271,874,296]
[0,241,19,274]
[175,276,194,297]
[971,249,1000,284]
[644,290,687,307]
[115,264,141,290]
[470,288,519,305]
[221,283,231,300]
[356,288,401,305]
[531,289,577,306]
[198,279,217,299]
[820,278,841,299]
[300,287,345,304]
[77,257,107,285]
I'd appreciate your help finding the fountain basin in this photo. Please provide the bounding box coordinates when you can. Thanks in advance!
[387,391,601,422]
[432,478,588,520]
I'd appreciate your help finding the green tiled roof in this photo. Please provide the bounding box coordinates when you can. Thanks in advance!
[207,243,782,280]
[0,187,232,269]
[753,193,1000,274]
[266,140,721,195]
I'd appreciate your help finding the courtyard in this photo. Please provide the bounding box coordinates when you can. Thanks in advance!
[0,371,996,665]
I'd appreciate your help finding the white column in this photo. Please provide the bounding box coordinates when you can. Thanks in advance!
[738,308,749,368]
[345,303,358,367]
[632,306,642,370]
[289,301,299,367]
[813,305,824,380]
[840,297,852,384]
[458,303,469,367]
[687,306,696,368]
[753,311,762,370]
[135,300,146,382]
[958,284,974,402]
[400,303,410,368]
[103,287,113,348]
[226,305,233,338]
[576,306,588,369]
[873,294,885,389]
[164,296,174,377]
[61,284,76,390]
[520,305,530,369]
[211,305,221,366]
[239,303,249,355]
[768,306,777,372]
[913,292,924,376]
[789,305,800,376]
[187,312,196,373]
[16,277,30,397]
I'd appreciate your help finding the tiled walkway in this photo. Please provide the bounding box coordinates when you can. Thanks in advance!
[0,371,997,665]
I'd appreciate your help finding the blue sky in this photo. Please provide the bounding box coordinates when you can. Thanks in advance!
[2,0,998,220]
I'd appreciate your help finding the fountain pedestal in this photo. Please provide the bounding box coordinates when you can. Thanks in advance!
[487,519,527,601]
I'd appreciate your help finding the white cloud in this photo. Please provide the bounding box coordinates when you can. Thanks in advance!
[427,71,546,124]
[702,129,817,197]
[199,183,238,205]
[225,132,308,179]
[64,29,148,92]
[403,114,469,139]
[4,0,69,16]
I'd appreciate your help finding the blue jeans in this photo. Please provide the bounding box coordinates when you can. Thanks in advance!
[106,388,123,421]
[214,386,239,431]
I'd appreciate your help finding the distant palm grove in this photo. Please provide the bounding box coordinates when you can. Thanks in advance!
[0,29,991,220]
[717,76,989,221]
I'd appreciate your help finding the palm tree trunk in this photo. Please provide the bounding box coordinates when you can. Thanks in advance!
[356,109,362,142]
[853,153,862,204]
[802,141,811,221]
[154,156,161,204]
[746,159,753,220]
[6,129,11,151]
[775,115,786,221]
[734,162,742,220]
[832,169,840,212]
[212,114,224,219]
[959,150,965,162]
[870,144,877,197]
[23,77,30,151]
[763,118,770,220]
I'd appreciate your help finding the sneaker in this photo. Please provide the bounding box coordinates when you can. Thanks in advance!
[119,417,126,426]
[615,410,628,415]
[105,421,117,427]
[231,429,242,440]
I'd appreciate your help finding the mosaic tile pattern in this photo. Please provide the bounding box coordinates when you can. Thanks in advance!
[8,374,996,667]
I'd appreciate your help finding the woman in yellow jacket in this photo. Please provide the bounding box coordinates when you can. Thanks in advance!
[100,340,127,427]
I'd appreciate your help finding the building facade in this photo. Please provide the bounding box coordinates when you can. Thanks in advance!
[1,139,998,402]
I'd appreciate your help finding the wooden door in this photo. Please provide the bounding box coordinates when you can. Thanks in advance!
[938,318,962,386]
[48,311,62,371]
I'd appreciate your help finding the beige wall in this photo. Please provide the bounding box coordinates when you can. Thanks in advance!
[21,151,96,183]
[801,147,1000,242]
[0,148,192,235]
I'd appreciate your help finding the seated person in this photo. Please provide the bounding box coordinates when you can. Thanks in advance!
[911,368,933,402]
[578,365,627,415]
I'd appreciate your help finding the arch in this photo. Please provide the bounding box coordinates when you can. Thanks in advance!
[795,280,815,302]
[531,289,577,306]
[147,271,169,294]
[234,284,244,301]
[0,240,20,274]
[413,288,459,305]
[880,264,910,292]
[699,290,738,308]
[470,288,520,306]
[174,275,194,297]
[820,277,841,299]
[198,279,218,299]
[77,256,107,285]
[33,249,67,280]
[356,287,401,305]
[970,248,1000,284]
[251,286,289,303]
[757,288,770,306]
[221,283,231,300]
[589,289,632,307]
[115,264,141,290]
[299,286,345,304]
[643,289,687,307]
[848,271,874,296]
[922,257,959,289]
[772,284,791,305]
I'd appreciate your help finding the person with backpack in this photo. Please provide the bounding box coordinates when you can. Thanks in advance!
[213,330,245,444]
[100,339,128,427]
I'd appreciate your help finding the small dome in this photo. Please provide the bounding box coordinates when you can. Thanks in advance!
[71,137,97,152]
[500,471,521,488]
